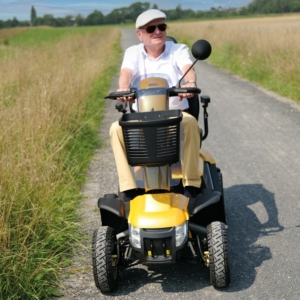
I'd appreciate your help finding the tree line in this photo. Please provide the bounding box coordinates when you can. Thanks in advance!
[1,0,300,29]
[242,0,300,14]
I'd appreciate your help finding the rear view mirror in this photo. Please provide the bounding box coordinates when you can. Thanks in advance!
[191,40,212,60]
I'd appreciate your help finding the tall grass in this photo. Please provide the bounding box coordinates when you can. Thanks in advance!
[168,14,300,102]
[0,27,120,299]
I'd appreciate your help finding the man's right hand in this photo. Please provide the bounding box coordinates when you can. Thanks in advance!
[116,88,135,103]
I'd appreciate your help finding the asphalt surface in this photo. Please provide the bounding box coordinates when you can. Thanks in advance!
[58,29,300,300]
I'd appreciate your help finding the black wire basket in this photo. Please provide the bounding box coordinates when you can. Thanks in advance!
[119,110,182,166]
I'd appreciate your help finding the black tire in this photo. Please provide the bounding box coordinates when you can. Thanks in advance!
[92,226,118,293]
[207,221,230,288]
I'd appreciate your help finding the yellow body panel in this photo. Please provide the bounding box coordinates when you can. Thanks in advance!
[200,147,216,164]
[139,77,169,89]
[139,94,167,112]
[128,193,189,228]
[138,78,169,112]
[171,152,204,179]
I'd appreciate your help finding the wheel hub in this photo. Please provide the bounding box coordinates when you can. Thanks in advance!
[204,251,210,267]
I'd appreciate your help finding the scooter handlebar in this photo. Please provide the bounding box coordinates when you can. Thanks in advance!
[105,87,201,99]
[168,87,201,97]
[105,91,136,100]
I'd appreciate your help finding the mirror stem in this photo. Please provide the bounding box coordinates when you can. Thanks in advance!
[178,59,199,88]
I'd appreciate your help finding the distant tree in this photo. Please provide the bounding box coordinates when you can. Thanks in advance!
[239,6,251,15]
[33,17,43,26]
[11,17,19,27]
[104,2,151,24]
[153,4,158,9]
[125,2,151,23]
[64,15,74,26]
[31,6,37,25]
[55,18,67,27]
[75,14,85,26]
[19,20,30,27]
[84,10,104,25]
[182,9,196,19]
[104,9,123,24]
[4,19,12,27]
[245,0,300,14]
[43,14,56,26]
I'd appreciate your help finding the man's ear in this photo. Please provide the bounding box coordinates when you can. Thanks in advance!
[136,29,143,42]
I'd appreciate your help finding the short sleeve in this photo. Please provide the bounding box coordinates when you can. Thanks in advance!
[174,44,193,71]
[120,45,138,74]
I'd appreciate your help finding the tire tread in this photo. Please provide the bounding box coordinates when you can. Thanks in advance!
[92,226,118,292]
[207,221,230,288]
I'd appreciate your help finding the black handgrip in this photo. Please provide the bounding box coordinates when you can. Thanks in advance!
[105,91,136,100]
[168,87,201,97]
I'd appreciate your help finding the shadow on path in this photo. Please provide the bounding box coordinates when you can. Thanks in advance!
[223,183,284,293]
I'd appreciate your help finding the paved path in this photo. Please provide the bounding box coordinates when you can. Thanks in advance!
[58,29,300,300]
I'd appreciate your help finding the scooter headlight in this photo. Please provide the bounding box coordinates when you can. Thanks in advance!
[129,225,141,248]
[175,222,188,247]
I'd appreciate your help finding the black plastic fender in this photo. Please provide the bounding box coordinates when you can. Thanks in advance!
[98,194,129,234]
[188,190,222,216]
[98,194,126,217]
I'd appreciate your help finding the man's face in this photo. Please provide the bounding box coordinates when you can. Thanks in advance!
[136,18,167,48]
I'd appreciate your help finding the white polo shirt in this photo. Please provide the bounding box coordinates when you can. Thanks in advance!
[121,41,193,111]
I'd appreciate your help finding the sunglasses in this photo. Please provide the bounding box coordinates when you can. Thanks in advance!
[140,23,167,34]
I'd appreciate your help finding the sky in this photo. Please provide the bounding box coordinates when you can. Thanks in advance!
[0,0,253,21]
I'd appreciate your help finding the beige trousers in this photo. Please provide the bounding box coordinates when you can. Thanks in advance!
[110,112,201,192]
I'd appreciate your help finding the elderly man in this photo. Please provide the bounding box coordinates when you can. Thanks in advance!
[110,9,201,199]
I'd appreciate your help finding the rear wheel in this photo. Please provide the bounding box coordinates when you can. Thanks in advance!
[207,221,230,288]
[92,226,118,293]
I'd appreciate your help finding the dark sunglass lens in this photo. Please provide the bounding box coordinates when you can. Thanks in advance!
[158,24,167,31]
[146,25,156,33]
[145,24,167,33]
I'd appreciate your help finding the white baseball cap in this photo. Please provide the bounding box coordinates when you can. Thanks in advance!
[136,9,167,29]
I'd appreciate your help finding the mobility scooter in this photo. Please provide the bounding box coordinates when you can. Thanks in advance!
[92,39,230,293]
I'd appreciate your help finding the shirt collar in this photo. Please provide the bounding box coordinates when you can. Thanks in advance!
[139,42,169,60]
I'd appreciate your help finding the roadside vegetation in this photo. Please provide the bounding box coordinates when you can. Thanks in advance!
[169,14,300,103]
[0,26,121,299]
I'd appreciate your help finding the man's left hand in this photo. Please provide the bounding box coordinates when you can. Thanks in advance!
[178,82,196,100]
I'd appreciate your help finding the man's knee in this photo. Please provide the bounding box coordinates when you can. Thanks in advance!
[110,121,121,137]
[182,113,200,133]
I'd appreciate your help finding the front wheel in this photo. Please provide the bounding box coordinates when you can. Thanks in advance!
[207,221,230,288]
[92,226,118,293]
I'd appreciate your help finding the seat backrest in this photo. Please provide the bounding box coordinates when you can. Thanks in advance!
[187,95,200,121]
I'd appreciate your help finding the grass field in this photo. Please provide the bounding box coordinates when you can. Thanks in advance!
[168,14,300,103]
[0,26,121,299]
